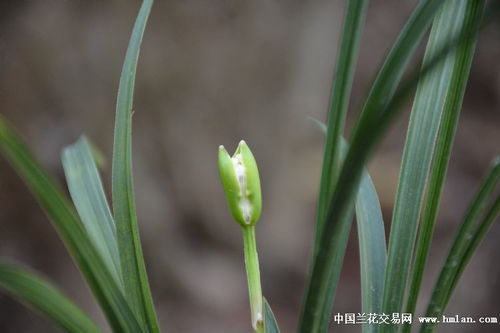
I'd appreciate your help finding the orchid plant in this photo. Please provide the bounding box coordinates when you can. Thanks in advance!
[0,0,499,333]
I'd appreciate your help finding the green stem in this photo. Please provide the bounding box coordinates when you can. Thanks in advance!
[242,225,264,333]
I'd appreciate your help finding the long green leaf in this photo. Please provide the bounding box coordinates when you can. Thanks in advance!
[355,166,386,333]
[0,116,143,332]
[382,1,480,329]
[311,1,369,327]
[448,194,500,302]
[263,298,280,333]
[62,136,122,286]
[315,0,369,254]
[312,119,386,332]
[421,157,500,332]
[299,1,445,332]
[111,0,159,331]
[0,261,102,333]
[404,1,486,330]
[444,195,500,306]
[300,0,369,330]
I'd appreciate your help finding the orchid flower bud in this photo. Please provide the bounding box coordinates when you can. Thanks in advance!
[218,140,262,226]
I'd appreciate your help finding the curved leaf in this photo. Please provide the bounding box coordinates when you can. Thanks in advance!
[355,169,386,333]
[0,116,143,332]
[404,1,487,330]
[421,157,500,332]
[311,119,387,333]
[300,1,445,331]
[264,298,280,333]
[111,0,159,331]
[0,261,102,333]
[299,0,370,330]
[62,136,122,286]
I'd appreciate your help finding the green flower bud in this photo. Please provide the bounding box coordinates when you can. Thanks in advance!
[218,140,262,226]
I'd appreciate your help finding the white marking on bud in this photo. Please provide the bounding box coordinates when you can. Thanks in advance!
[231,153,251,224]
[253,312,263,330]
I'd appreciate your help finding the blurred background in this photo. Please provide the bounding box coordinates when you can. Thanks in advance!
[1,0,499,332]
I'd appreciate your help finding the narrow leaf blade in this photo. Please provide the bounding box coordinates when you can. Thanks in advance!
[0,116,143,332]
[383,1,481,329]
[264,298,280,333]
[404,1,487,330]
[111,0,159,331]
[300,0,370,330]
[315,0,369,251]
[355,169,387,333]
[62,136,122,285]
[300,1,445,332]
[421,157,500,332]
[449,195,500,302]
[313,120,387,332]
[0,261,102,333]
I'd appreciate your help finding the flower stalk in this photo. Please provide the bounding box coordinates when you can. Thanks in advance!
[243,225,264,332]
[218,140,264,332]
